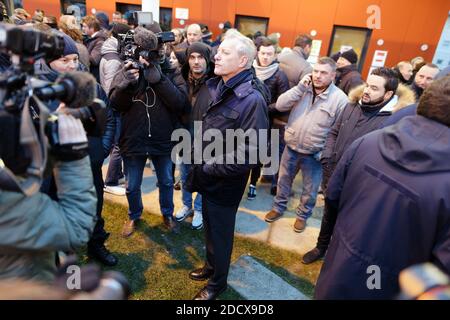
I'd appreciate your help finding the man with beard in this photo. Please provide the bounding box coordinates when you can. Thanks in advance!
[335,49,364,95]
[410,63,440,100]
[302,67,416,264]
[264,57,348,233]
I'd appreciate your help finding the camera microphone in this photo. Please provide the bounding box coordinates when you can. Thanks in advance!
[34,71,97,109]
[133,26,158,52]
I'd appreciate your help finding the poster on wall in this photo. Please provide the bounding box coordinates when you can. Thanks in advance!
[175,8,189,20]
[307,40,322,65]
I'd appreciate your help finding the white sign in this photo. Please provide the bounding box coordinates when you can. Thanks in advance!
[175,8,189,20]
[142,0,160,22]
[307,40,322,65]
[340,45,353,53]
[371,50,388,67]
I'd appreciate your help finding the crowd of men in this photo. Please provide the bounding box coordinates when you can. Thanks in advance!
[0,6,449,300]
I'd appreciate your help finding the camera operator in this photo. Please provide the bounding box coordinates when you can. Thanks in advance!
[35,32,118,266]
[0,113,97,283]
[109,23,189,237]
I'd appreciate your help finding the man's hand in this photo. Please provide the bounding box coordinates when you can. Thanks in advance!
[299,73,312,89]
[123,61,140,83]
[141,57,162,84]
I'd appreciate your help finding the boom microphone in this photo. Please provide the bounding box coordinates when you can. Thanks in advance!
[133,26,158,51]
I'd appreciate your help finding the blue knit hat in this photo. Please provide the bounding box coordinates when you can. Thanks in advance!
[61,33,79,56]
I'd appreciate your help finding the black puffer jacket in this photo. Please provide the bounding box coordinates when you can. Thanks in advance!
[109,62,189,157]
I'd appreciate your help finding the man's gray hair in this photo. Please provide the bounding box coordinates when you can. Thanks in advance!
[224,31,256,70]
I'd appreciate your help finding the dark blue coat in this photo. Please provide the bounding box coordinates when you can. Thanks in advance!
[194,70,270,206]
[315,115,450,300]
[381,104,417,128]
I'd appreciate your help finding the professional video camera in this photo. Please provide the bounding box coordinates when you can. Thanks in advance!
[0,23,103,195]
[118,11,174,69]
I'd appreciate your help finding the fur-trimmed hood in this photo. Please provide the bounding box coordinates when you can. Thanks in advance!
[348,83,416,113]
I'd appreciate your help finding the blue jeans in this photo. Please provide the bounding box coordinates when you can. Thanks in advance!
[272,146,322,220]
[180,163,202,212]
[123,155,174,221]
[105,144,125,186]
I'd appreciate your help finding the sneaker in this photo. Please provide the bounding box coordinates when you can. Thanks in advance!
[247,184,256,200]
[104,185,126,196]
[175,205,193,222]
[264,209,283,222]
[294,218,307,233]
[192,210,203,230]
[302,247,326,264]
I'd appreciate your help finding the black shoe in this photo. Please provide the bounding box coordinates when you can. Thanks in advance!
[189,267,214,281]
[88,245,118,266]
[302,247,326,264]
[173,180,181,191]
[270,185,277,196]
[193,285,227,300]
[163,216,180,234]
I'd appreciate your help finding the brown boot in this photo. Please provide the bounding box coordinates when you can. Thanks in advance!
[293,218,306,233]
[122,219,139,238]
[264,209,283,223]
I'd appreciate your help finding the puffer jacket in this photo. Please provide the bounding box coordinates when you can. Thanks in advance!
[0,157,97,283]
[275,82,348,155]
[99,37,122,95]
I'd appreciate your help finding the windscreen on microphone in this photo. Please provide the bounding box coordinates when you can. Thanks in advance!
[133,26,158,51]
[56,71,97,109]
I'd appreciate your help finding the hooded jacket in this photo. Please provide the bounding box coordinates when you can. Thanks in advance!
[315,115,450,299]
[85,30,109,82]
[99,37,122,95]
[322,83,416,168]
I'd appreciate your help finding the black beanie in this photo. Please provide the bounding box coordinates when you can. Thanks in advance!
[341,49,358,65]
[186,42,211,64]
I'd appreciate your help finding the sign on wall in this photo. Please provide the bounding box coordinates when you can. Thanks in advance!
[175,8,189,20]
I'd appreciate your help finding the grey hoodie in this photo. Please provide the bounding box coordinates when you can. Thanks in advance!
[99,37,122,95]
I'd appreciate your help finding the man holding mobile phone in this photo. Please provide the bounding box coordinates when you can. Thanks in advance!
[264,57,348,233]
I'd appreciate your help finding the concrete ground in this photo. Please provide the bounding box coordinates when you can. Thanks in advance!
[102,161,323,256]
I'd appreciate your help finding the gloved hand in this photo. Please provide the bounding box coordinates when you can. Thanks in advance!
[140,56,162,84]
[51,113,89,162]
[122,61,140,83]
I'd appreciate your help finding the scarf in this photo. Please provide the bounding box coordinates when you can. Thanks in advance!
[252,60,279,82]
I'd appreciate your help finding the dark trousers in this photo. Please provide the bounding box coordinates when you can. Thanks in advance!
[249,165,262,186]
[315,163,336,251]
[88,161,109,248]
[203,197,240,291]
[105,144,125,186]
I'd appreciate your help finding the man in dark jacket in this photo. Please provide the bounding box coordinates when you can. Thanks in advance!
[82,15,108,82]
[314,75,450,299]
[37,32,117,266]
[187,34,269,300]
[250,37,289,198]
[109,26,189,238]
[174,42,214,230]
[335,49,364,95]
[302,67,416,264]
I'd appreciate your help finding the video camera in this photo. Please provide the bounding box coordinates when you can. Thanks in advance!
[118,11,174,69]
[0,23,103,194]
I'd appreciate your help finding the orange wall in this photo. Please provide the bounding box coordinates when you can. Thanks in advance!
[23,0,450,77]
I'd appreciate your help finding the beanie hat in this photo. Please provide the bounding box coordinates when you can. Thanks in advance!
[95,12,110,30]
[61,33,79,57]
[340,49,358,65]
[186,42,211,64]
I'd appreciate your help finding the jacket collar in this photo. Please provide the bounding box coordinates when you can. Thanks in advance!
[207,69,254,103]
[292,47,309,60]
[306,82,335,101]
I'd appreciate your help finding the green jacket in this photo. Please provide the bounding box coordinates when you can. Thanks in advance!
[0,157,97,283]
